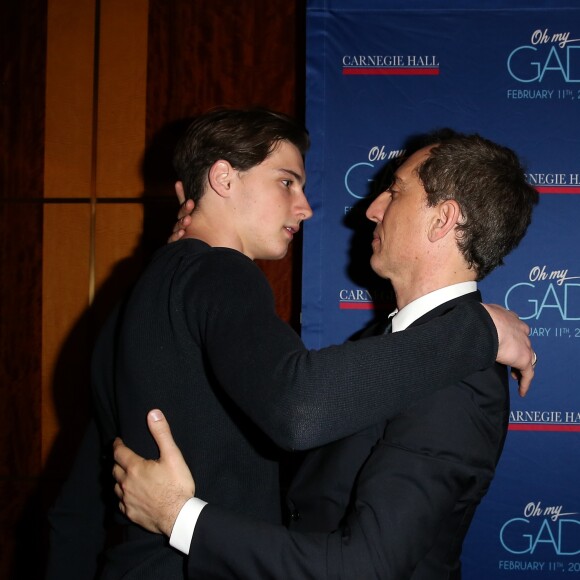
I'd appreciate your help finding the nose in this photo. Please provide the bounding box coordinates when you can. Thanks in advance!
[296,190,313,221]
[366,190,390,223]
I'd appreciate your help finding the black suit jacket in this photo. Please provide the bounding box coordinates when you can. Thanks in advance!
[187,292,509,579]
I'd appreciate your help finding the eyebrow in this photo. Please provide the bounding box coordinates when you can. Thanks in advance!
[278,168,306,188]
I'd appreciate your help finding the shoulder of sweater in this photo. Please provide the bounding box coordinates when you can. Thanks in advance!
[165,241,272,301]
[158,239,260,275]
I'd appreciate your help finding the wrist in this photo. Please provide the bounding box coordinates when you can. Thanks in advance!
[169,497,208,555]
[163,493,193,537]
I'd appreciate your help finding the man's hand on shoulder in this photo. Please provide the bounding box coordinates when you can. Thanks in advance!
[167,198,195,243]
[483,304,535,397]
[112,410,195,536]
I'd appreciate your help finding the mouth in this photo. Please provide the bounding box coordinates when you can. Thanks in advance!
[371,230,381,249]
[284,224,300,238]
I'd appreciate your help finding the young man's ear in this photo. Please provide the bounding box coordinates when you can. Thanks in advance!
[428,199,462,242]
[208,160,234,198]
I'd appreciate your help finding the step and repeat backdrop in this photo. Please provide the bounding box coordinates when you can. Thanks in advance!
[302,0,580,577]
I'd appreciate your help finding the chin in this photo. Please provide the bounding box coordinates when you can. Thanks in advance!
[371,262,390,280]
[259,248,289,261]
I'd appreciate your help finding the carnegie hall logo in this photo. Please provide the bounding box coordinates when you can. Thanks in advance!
[338,287,394,311]
[509,409,580,432]
[499,501,580,565]
[339,288,374,310]
[342,54,440,75]
[526,171,580,194]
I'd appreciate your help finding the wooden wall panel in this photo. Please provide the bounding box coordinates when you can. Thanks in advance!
[42,0,150,473]
[0,0,305,576]
[44,0,95,199]
[91,0,152,325]
[42,0,96,473]
[0,202,45,579]
[0,0,47,576]
[41,203,92,471]
[147,0,301,120]
[97,0,148,199]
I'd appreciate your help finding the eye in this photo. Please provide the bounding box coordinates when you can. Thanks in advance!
[282,179,292,188]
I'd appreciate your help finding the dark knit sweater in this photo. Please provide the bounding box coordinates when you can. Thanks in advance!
[92,238,497,578]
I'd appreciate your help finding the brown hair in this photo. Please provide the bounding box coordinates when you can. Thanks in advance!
[417,131,539,280]
[173,108,310,204]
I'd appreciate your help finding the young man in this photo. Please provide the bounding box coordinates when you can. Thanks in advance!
[113,130,539,578]
[47,111,533,579]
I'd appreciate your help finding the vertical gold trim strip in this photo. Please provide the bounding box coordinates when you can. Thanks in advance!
[89,0,101,306]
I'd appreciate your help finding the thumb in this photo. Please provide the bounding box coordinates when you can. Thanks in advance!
[175,181,186,205]
[147,409,181,460]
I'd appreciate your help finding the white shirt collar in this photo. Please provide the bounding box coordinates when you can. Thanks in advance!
[390,281,477,333]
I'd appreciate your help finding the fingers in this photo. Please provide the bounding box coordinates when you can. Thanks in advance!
[147,409,181,459]
[167,215,191,243]
[518,368,533,397]
[175,181,186,205]
[518,347,537,397]
[484,303,535,395]
[167,199,194,244]
[171,215,192,235]
[515,331,534,397]
[113,437,139,470]
[112,459,125,486]
[510,346,535,397]
[177,199,195,219]
[112,437,141,513]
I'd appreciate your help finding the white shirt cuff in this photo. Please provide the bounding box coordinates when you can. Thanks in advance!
[169,497,208,555]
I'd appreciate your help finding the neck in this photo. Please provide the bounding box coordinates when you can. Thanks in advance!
[393,258,475,310]
[182,210,244,255]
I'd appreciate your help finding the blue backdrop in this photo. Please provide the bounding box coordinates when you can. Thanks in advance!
[303,0,580,576]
